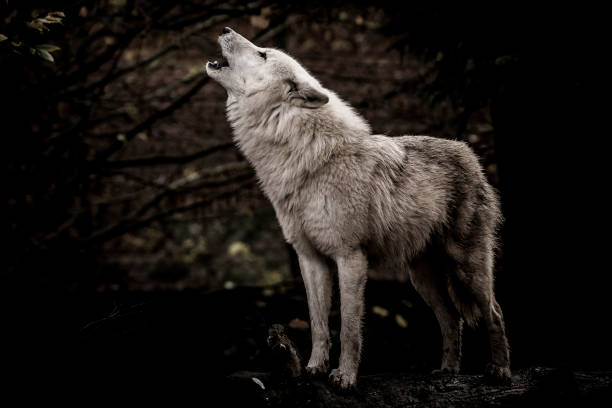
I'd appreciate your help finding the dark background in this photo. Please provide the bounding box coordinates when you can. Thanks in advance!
[2,0,609,396]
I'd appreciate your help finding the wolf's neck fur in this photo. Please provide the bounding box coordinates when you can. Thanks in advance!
[226,92,371,203]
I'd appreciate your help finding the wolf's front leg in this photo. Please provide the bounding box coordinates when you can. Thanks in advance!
[296,247,333,377]
[330,249,367,390]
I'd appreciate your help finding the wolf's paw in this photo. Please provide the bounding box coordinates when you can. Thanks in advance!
[329,368,357,391]
[305,361,329,377]
[484,363,512,385]
[432,367,459,375]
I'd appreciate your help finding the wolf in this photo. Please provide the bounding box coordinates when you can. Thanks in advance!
[206,27,511,390]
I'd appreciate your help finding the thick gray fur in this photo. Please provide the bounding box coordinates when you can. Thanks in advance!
[206,28,511,389]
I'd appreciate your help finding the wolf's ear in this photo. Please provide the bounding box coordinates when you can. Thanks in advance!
[284,79,329,109]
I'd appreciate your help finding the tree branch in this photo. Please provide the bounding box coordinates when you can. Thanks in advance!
[101,142,234,168]
[95,75,210,161]
[83,178,255,245]
[70,13,231,97]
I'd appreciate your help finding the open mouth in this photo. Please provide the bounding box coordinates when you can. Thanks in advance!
[208,56,229,70]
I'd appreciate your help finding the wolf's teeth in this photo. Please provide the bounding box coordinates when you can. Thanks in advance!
[208,60,222,70]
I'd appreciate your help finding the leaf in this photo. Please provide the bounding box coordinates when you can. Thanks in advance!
[27,11,65,33]
[495,55,518,66]
[251,377,265,390]
[401,299,414,308]
[0,34,7,42]
[288,318,309,330]
[250,15,269,29]
[227,241,250,257]
[395,314,408,328]
[372,305,389,317]
[36,49,54,62]
[37,44,61,52]
[26,21,46,33]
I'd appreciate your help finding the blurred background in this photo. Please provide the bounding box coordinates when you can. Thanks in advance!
[2,0,608,393]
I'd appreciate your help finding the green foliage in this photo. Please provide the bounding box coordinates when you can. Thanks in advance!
[30,44,61,62]
[494,55,519,66]
[26,11,65,33]
[2,10,64,63]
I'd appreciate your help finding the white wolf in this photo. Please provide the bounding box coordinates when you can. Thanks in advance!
[206,27,511,390]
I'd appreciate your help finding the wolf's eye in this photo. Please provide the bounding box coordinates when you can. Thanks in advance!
[258,51,267,60]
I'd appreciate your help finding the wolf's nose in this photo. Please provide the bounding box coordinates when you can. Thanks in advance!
[222,27,231,35]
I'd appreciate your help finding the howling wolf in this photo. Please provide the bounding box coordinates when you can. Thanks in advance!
[206,27,510,390]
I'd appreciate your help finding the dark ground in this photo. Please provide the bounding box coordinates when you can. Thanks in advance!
[226,368,611,407]
[12,280,612,405]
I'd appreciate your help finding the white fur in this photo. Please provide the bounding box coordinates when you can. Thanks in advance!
[206,28,511,389]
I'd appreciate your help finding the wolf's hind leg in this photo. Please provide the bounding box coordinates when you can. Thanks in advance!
[483,297,511,382]
[449,241,511,383]
[410,258,463,374]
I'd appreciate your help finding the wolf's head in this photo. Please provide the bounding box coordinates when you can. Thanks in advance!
[206,27,329,109]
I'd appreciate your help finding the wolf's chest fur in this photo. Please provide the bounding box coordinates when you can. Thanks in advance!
[230,100,455,263]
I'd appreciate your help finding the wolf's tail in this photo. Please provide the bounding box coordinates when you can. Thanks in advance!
[446,272,481,328]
